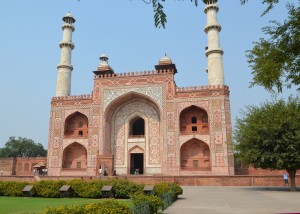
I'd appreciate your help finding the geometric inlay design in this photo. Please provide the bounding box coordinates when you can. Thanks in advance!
[103,86,163,110]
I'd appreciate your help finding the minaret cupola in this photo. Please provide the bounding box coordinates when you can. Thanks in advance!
[155,53,177,74]
[93,53,115,75]
[55,12,76,97]
[63,12,75,24]
[203,0,225,85]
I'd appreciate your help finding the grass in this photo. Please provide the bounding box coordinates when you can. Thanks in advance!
[0,197,134,214]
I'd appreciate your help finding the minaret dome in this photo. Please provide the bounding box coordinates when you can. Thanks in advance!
[63,12,75,24]
[93,53,115,75]
[159,53,172,65]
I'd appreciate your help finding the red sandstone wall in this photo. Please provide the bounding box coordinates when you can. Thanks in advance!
[0,158,15,175]
[15,157,47,176]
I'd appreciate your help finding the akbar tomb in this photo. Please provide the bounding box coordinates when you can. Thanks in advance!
[46,0,234,177]
[1,0,237,179]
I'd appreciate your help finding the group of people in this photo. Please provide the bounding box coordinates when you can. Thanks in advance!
[33,168,48,176]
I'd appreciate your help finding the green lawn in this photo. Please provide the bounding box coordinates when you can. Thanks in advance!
[0,197,133,214]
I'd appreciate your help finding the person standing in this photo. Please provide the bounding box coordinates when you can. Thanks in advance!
[283,174,289,186]
[99,166,102,178]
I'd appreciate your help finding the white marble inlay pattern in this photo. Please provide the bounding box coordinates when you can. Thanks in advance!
[103,86,163,110]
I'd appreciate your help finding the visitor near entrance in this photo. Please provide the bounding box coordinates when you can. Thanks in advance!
[283,174,288,186]
[99,166,102,177]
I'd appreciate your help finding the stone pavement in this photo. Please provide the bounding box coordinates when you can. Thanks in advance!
[163,186,300,214]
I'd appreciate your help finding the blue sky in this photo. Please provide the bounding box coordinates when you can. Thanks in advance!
[0,0,296,148]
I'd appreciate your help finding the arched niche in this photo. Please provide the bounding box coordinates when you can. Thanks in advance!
[180,138,211,171]
[24,163,30,171]
[17,163,22,171]
[129,117,145,137]
[62,142,87,170]
[64,112,88,138]
[179,105,209,134]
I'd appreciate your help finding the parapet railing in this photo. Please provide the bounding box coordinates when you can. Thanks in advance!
[176,85,229,92]
[52,94,92,101]
[95,69,175,79]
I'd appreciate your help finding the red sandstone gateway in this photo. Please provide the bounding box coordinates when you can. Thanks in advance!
[47,0,234,177]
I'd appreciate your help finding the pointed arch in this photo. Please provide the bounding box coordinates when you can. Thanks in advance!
[179,105,209,134]
[64,112,88,138]
[104,91,161,121]
[180,138,211,171]
[62,142,87,170]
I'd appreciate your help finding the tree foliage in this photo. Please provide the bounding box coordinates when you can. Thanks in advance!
[0,136,47,158]
[246,1,300,93]
[144,0,198,28]
[240,0,280,15]
[151,0,281,28]
[234,97,300,191]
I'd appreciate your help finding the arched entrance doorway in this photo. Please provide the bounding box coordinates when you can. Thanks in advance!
[129,146,144,175]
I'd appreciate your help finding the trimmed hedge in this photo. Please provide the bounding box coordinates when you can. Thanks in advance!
[154,182,183,201]
[44,199,131,214]
[34,180,66,198]
[0,180,183,201]
[106,178,144,198]
[68,179,104,198]
[0,181,28,196]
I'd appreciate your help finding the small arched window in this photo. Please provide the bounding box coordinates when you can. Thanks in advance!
[191,117,197,124]
[64,112,88,138]
[129,117,145,137]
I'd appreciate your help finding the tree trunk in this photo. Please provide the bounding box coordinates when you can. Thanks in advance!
[287,169,297,191]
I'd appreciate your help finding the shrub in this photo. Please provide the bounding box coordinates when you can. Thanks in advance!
[44,199,130,214]
[84,199,131,214]
[169,183,183,200]
[44,204,84,214]
[106,178,144,198]
[68,179,104,198]
[0,181,28,196]
[34,180,66,198]
[132,193,163,214]
[154,182,182,201]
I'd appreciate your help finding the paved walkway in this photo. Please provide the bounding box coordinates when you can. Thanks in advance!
[163,186,300,214]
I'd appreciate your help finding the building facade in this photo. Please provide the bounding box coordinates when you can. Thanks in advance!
[47,0,235,176]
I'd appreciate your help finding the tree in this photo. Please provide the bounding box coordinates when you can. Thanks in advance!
[245,1,300,93]
[151,0,281,28]
[234,97,300,191]
[0,137,47,158]
[241,0,280,15]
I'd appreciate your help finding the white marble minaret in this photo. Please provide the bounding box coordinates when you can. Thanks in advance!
[204,0,225,85]
[56,13,75,97]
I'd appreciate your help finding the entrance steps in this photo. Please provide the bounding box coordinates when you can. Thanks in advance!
[34,175,41,181]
